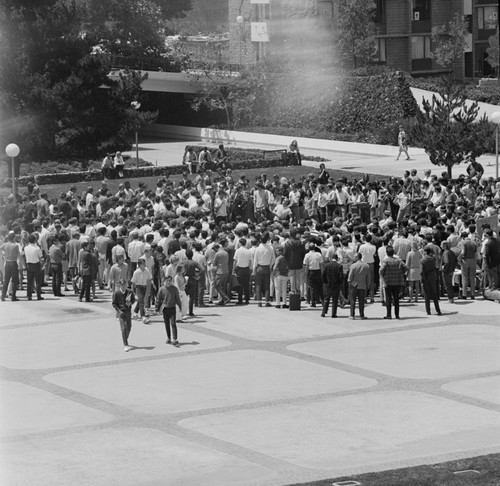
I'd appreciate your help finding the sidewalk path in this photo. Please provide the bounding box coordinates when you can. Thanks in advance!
[125,137,499,180]
[1,288,499,485]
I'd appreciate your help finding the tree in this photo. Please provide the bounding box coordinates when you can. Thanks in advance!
[333,0,377,69]
[431,12,469,77]
[486,27,499,75]
[0,0,157,159]
[410,80,491,178]
[167,0,227,35]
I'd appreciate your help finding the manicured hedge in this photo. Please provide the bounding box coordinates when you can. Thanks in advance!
[10,152,298,187]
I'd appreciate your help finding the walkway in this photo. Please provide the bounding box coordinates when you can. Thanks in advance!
[1,289,499,485]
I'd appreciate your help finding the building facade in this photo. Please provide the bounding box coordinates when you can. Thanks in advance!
[228,0,499,80]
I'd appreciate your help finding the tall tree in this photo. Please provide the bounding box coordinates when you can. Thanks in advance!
[0,0,158,159]
[410,80,491,178]
[333,0,377,69]
[431,12,469,77]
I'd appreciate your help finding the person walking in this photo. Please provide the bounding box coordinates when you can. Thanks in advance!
[347,253,370,320]
[420,246,442,316]
[457,232,477,299]
[155,275,182,346]
[131,257,152,323]
[112,279,135,352]
[379,245,407,319]
[212,239,231,305]
[396,125,410,161]
[183,249,202,316]
[321,253,343,318]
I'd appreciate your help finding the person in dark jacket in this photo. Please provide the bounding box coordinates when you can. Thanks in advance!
[79,241,93,302]
[283,229,306,294]
[420,246,442,316]
[321,253,343,318]
[484,229,500,289]
[441,241,457,303]
[112,279,136,352]
[155,275,182,346]
[379,245,407,319]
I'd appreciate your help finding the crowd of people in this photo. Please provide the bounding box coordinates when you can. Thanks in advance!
[1,157,500,351]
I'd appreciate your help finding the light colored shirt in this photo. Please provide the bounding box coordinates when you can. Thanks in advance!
[234,246,253,268]
[253,243,275,270]
[24,244,43,264]
[131,267,152,286]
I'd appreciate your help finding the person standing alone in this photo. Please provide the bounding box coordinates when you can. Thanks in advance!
[396,125,410,161]
[112,279,135,352]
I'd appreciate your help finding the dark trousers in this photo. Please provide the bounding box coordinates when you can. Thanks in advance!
[307,269,322,305]
[51,262,63,296]
[79,275,92,302]
[423,279,441,314]
[443,272,454,301]
[197,271,206,305]
[163,306,178,341]
[118,311,132,346]
[349,285,366,317]
[384,285,401,318]
[27,262,42,298]
[2,261,19,299]
[322,284,340,316]
[186,277,198,314]
[254,265,271,302]
[236,267,250,303]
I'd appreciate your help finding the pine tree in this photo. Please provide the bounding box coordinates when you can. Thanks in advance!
[410,79,491,178]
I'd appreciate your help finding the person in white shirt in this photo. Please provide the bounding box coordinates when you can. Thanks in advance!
[233,237,253,304]
[358,233,376,302]
[252,232,275,307]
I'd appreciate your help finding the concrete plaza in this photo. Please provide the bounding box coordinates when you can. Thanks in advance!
[1,285,499,485]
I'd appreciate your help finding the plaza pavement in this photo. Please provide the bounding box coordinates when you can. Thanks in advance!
[1,284,500,486]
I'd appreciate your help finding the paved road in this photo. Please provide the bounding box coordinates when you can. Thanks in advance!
[1,286,499,485]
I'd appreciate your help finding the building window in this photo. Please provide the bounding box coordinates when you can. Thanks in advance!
[373,38,386,62]
[411,36,431,59]
[477,6,497,30]
[412,0,431,21]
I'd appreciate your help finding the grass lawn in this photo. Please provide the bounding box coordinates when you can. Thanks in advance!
[288,453,500,486]
[3,166,387,201]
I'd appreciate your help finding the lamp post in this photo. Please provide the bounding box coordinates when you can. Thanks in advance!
[131,101,141,168]
[236,15,244,67]
[5,143,20,197]
[491,111,500,179]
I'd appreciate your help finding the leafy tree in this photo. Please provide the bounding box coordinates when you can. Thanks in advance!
[0,0,157,160]
[409,80,491,178]
[333,0,377,69]
[486,27,499,75]
[431,12,469,77]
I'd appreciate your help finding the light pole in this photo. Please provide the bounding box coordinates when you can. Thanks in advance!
[491,111,500,179]
[131,101,141,168]
[237,15,244,67]
[5,143,20,197]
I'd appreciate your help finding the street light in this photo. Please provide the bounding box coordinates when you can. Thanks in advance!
[5,143,20,197]
[131,100,141,169]
[491,111,500,179]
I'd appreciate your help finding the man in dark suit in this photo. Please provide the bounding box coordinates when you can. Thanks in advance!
[321,253,343,318]
[421,246,442,316]
[347,253,370,320]
[379,245,407,319]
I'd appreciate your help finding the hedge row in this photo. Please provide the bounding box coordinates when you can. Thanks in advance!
[11,153,299,187]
